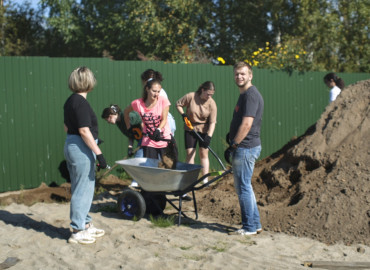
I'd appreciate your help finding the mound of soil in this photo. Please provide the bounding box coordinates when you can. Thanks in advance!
[196,79,370,245]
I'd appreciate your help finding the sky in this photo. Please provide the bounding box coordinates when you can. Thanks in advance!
[14,0,41,10]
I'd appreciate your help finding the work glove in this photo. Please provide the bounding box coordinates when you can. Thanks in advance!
[127,126,135,138]
[202,135,212,148]
[96,154,108,170]
[224,146,235,164]
[152,128,161,141]
[181,113,188,122]
[127,147,134,157]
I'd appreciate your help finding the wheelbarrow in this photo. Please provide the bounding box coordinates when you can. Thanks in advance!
[115,157,232,225]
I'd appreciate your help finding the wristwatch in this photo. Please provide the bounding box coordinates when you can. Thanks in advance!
[231,140,239,148]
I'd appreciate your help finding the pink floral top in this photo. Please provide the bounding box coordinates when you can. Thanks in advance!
[131,96,171,148]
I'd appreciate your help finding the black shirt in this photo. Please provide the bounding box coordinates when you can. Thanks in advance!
[64,93,99,139]
[229,85,264,148]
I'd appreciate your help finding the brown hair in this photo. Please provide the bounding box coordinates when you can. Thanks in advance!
[141,69,163,83]
[101,104,121,119]
[323,73,345,90]
[196,81,215,95]
[233,61,253,74]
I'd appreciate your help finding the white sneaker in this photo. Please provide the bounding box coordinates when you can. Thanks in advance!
[68,230,96,244]
[86,223,105,238]
[130,180,139,187]
[228,229,257,236]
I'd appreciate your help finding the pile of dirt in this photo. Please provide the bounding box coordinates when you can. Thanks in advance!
[196,79,370,245]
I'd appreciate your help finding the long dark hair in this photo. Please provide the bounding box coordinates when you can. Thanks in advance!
[101,104,121,119]
[196,81,215,95]
[141,69,163,83]
[324,73,345,90]
[142,79,162,102]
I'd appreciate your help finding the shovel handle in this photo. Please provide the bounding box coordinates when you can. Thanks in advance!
[184,116,226,170]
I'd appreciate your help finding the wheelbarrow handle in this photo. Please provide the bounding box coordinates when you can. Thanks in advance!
[184,116,227,170]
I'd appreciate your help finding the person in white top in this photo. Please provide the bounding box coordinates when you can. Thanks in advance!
[323,73,345,103]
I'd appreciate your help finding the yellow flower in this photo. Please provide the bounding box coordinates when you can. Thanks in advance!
[253,51,259,56]
[295,55,300,59]
[266,42,270,46]
[266,47,269,50]
[258,48,263,52]
[253,60,259,66]
[217,57,226,64]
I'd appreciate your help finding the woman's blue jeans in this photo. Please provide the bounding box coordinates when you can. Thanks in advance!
[64,134,96,231]
[232,145,262,232]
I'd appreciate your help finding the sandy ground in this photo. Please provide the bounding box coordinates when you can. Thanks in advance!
[1,194,369,270]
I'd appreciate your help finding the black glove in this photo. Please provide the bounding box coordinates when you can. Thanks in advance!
[181,113,188,122]
[224,146,235,164]
[127,126,135,138]
[152,128,161,141]
[202,135,212,148]
[127,147,134,157]
[96,154,108,170]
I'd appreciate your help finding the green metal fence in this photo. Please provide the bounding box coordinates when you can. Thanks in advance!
[0,56,368,192]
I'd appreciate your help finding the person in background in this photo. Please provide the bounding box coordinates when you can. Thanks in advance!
[140,69,176,135]
[63,66,107,245]
[224,61,264,236]
[323,73,345,103]
[124,79,173,159]
[101,104,143,187]
[176,81,217,184]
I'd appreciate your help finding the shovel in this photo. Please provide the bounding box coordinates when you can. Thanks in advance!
[184,117,226,170]
[96,146,141,181]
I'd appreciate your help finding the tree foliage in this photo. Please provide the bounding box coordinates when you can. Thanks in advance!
[1,0,369,72]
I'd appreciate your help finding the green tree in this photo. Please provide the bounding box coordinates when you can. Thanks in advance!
[0,1,45,56]
[263,0,370,72]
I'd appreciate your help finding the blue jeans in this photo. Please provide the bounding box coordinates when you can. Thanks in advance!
[232,145,262,232]
[134,147,144,158]
[64,135,96,231]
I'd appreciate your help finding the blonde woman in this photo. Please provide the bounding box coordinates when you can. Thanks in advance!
[64,67,106,244]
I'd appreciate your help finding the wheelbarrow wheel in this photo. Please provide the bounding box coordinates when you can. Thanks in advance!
[141,191,166,216]
[117,189,146,220]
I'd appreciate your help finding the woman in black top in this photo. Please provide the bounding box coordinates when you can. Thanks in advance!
[63,66,107,245]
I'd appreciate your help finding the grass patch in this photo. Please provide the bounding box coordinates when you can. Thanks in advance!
[237,238,257,246]
[183,254,206,261]
[180,246,192,250]
[94,186,107,196]
[209,241,229,252]
[149,214,175,228]
[117,168,132,180]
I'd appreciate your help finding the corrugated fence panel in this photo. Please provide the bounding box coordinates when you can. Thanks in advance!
[0,57,369,192]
